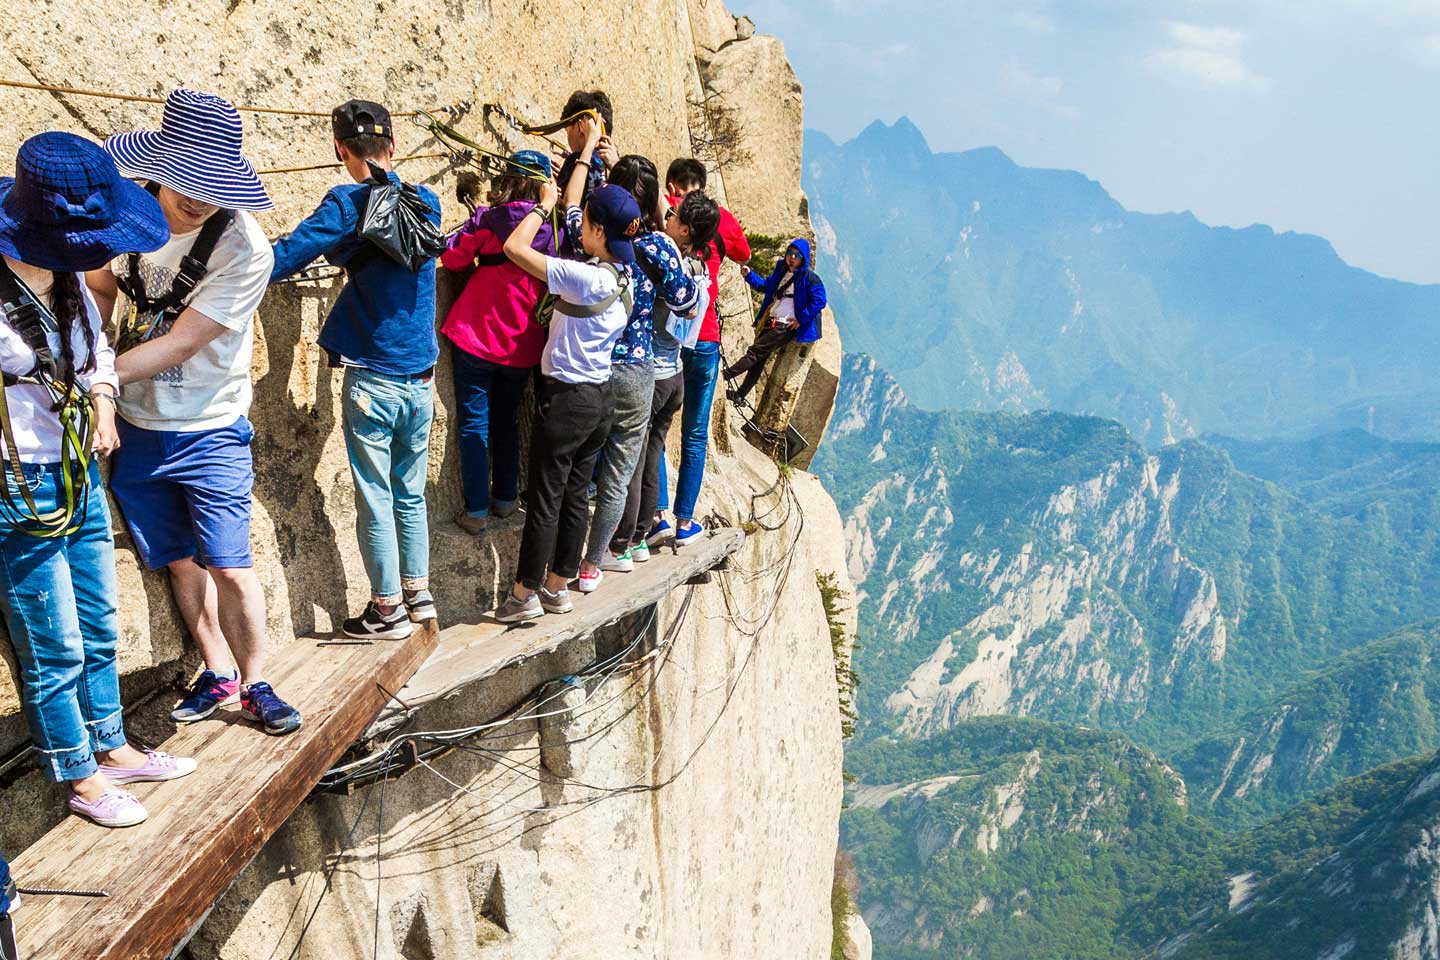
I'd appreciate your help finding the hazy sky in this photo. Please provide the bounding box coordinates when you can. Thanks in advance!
[738,0,1440,284]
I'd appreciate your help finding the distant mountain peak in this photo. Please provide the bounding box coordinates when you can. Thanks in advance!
[853,116,931,156]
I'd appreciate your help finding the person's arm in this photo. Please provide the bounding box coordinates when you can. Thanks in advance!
[649,238,701,317]
[743,265,768,291]
[85,268,119,326]
[721,208,751,263]
[504,181,560,281]
[440,222,493,272]
[0,325,36,378]
[562,117,603,211]
[115,307,231,384]
[807,274,828,315]
[270,192,350,282]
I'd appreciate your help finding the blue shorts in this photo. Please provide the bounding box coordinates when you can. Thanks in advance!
[108,417,256,570]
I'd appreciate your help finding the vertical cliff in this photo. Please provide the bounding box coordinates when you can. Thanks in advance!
[0,2,861,955]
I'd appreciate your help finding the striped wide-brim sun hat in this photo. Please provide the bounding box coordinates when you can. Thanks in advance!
[105,88,274,212]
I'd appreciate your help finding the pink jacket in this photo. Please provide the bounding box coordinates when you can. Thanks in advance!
[440,201,553,368]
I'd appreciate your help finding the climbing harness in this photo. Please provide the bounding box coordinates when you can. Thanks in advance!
[0,263,97,539]
[113,186,234,354]
[553,261,634,319]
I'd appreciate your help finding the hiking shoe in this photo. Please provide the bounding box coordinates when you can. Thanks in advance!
[343,602,413,641]
[99,750,197,785]
[68,789,147,828]
[171,669,240,723]
[241,682,303,736]
[630,541,651,563]
[675,520,706,547]
[454,512,487,536]
[647,519,674,544]
[491,498,520,519]
[600,549,634,573]
[577,566,603,594]
[405,589,437,623]
[538,586,573,614]
[496,591,543,623]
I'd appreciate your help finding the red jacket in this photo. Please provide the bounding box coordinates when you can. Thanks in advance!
[667,194,751,343]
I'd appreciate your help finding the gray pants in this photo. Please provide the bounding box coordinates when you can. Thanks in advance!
[584,361,655,566]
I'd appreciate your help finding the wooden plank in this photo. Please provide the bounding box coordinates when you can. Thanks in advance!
[10,620,440,960]
[367,527,746,737]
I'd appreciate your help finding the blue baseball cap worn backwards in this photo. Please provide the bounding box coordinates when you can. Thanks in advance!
[507,149,551,180]
[586,184,643,262]
[0,131,170,273]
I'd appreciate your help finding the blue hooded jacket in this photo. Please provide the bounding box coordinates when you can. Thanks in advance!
[744,237,827,344]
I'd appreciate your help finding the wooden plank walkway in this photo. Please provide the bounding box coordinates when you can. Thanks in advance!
[367,527,746,737]
[9,621,440,960]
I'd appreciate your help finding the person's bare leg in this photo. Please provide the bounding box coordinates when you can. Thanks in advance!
[95,744,149,769]
[166,557,237,674]
[208,566,268,685]
[69,771,120,803]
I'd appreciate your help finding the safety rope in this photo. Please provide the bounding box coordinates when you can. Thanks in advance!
[257,151,450,176]
[0,77,441,118]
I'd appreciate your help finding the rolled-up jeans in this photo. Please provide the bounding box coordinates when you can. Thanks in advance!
[672,339,721,521]
[342,366,435,604]
[584,361,654,565]
[0,461,127,782]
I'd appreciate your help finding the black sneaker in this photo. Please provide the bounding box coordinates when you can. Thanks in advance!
[343,602,413,640]
[404,589,437,623]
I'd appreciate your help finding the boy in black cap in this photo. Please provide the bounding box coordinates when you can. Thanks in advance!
[270,99,444,640]
[494,153,643,622]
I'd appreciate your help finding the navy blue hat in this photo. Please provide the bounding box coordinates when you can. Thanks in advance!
[507,149,551,180]
[0,131,169,272]
[586,184,643,262]
[106,89,274,212]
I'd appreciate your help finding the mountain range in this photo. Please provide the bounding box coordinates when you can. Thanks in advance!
[803,120,1440,446]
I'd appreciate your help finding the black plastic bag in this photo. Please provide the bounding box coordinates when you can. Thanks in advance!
[357,161,446,271]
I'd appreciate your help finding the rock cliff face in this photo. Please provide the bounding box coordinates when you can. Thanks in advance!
[0,3,860,956]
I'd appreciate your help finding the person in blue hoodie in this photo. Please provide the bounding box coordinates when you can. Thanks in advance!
[725,237,826,405]
[270,99,443,641]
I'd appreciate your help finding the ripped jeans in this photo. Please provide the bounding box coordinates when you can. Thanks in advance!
[0,461,127,782]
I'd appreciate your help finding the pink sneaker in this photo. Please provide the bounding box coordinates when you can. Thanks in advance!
[98,750,198,785]
[68,789,148,828]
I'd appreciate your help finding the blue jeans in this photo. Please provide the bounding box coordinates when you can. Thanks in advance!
[0,462,126,782]
[672,340,721,521]
[451,347,531,517]
[342,367,435,602]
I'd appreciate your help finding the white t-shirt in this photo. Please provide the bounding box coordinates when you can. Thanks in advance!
[0,267,119,462]
[113,211,273,432]
[771,270,797,323]
[542,257,632,385]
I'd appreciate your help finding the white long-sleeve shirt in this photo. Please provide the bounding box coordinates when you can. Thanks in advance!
[0,273,117,463]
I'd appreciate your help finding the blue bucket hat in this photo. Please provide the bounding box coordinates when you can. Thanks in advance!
[0,131,169,272]
[506,149,551,180]
[105,89,274,212]
[585,184,643,262]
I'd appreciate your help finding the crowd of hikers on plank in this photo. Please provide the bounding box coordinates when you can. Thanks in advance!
[0,86,828,840]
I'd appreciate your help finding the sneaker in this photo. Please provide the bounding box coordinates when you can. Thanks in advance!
[495,591,543,623]
[586,481,598,501]
[577,566,603,594]
[600,549,634,573]
[68,789,147,828]
[454,512,487,536]
[405,589,437,623]
[99,750,197,785]
[343,602,413,641]
[171,669,240,723]
[630,541,651,563]
[491,498,520,519]
[538,585,573,614]
[647,519,674,544]
[241,682,303,736]
[675,519,706,547]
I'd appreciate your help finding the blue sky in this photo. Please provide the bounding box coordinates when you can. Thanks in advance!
[738,0,1440,284]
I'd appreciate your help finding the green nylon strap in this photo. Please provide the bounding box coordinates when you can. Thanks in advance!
[0,378,95,538]
[414,111,551,183]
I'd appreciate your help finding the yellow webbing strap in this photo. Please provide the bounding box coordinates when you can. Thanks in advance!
[0,379,95,539]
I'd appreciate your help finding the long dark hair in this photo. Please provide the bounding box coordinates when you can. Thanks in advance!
[487,172,542,206]
[608,155,661,231]
[49,271,96,399]
[676,191,721,261]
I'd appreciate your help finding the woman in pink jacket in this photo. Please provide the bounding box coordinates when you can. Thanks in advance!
[440,151,555,534]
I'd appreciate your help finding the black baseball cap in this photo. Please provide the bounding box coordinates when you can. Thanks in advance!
[332,100,393,141]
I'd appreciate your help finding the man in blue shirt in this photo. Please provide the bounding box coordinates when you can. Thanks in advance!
[271,100,443,639]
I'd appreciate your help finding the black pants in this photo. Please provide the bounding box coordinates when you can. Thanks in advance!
[1,912,16,960]
[612,371,685,553]
[725,323,796,402]
[515,377,614,589]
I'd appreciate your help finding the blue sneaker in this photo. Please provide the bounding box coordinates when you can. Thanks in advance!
[241,682,303,736]
[647,519,674,544]
[675,520,705,547]
[171,670,240,723]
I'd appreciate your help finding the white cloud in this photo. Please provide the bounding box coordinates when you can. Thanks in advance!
[1012,11,1057,35]
[1001,59,1065,100]
[1145,22,1272,92]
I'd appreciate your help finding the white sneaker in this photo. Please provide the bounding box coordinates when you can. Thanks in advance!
[600,549,634,573]
[577,566,603,594]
